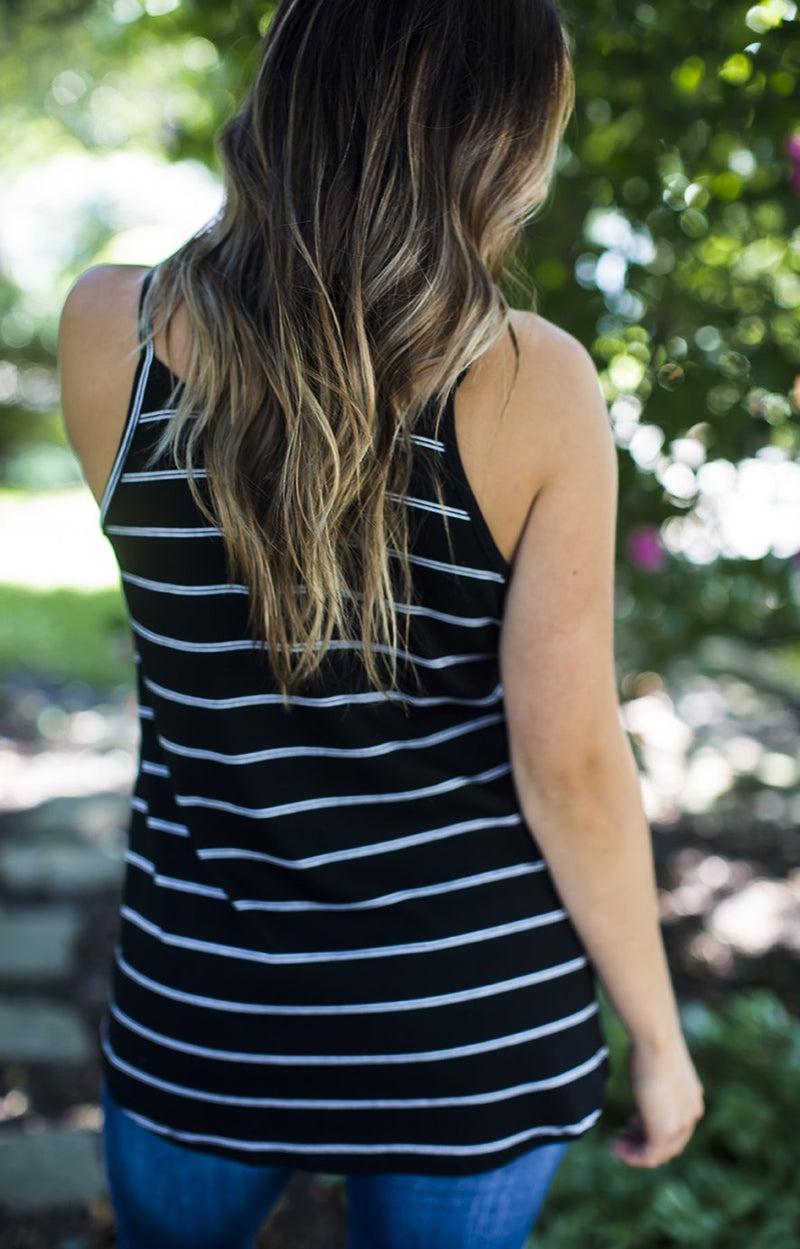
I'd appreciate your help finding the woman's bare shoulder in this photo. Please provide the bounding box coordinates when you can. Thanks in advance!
[60,263,148,331]
[58,264,151,506]
[505,308,610,453]
[507,307,596,372]
[59,264,150,394]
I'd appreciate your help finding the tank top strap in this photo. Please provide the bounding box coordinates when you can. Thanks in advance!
[98,274,159,532]
[137,266,157,344]
[435,363,511,581]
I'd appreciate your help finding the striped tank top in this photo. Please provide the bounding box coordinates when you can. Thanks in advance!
[98,268,611,1175]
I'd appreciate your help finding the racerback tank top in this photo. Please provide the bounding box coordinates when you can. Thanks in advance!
[98,267,611,1175]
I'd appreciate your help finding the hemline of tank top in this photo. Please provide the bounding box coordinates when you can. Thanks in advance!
[100,1046,604,1176]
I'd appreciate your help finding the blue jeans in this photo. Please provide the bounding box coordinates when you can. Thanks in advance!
[100,1082,570,1249]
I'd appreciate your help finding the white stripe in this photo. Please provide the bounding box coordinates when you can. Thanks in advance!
[130,616,256,653]
[132,804,526,858]
[116,1106,603,1156]
[105,1099,603,1157]
[232,862,543,912]
[131,795,148,814]
[141,760,169,778]
[120,571,499,625]
[138,705,155,720]
[121,468,209,482]
[124,849,228,900]
[122,571,249,596]
[385,490,469,519]
[119,902,567,965]
[146,815,190,837]
[385,546,505,584]
[102,1027,607,1108]
[143,673,504,711]
[99,341,153,528]
[125,849,152,873]
[409,434,445,452]
[118,473,464,521]
[106,521,501,586]
[173,760,512,821]
[198,813,525,870]
[398,601,502,627]
[128,613,493,666]
[101,1031,603,1154]
[105,524,221,538]
[135,411,443,454]
[156,711,505,766]
[113,945,586,1017]
[108,996,597,1064]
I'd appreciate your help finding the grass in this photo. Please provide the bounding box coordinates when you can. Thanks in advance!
[0,582,135,691]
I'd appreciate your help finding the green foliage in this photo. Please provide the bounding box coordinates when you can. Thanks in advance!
[529,988,800,1247]
[0,0,273,168]
[2,0,799,693]
[521,0,800,683]
[0,583,133,689]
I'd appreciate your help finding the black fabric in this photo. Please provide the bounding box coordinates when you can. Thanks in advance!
[98,267,611,1175]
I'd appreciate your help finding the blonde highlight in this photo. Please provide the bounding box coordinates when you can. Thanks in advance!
[138,0,575,713]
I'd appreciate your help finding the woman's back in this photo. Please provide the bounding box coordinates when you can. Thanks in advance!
[59,263,611,1175]
[62,263,580,576]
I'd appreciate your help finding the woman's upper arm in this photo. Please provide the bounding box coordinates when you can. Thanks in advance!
[58,265,142,506]
[58,265,108,438]
[498,329,623,798]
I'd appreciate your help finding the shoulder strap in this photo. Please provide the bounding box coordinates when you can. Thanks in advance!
[137,266,156,343]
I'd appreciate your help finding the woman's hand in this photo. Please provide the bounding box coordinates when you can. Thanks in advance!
[607,1033,706,1168]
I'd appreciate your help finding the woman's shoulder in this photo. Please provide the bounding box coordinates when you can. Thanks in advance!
[469,308,599,411]
[58,264,152,508]
[449,308,609,569]
[60,262,149,335]
[469,307,606,461]
[507,307,597,376]
[58,263,151,391]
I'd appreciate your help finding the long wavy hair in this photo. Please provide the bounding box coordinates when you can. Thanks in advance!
[137,0,575,712]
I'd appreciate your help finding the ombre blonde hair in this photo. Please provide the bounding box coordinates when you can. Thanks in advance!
[138,0,575,712]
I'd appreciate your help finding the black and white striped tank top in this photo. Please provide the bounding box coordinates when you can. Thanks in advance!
[98,268,611,1175]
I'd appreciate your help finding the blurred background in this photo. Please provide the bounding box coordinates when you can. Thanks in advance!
[1,0,799,1245]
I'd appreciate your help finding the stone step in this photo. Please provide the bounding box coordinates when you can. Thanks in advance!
[0,1126,108,1213]
[0,997,92,1064]
[0,841,124,896]
[0,904,81,982]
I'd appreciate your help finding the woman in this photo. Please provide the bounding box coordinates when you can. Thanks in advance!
[58,0,705,1246]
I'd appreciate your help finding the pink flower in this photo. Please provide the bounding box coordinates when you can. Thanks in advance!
[786,135,800,194]
[627,526,667,573]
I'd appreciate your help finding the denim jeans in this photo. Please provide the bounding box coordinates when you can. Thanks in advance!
[100,1081,570,1249]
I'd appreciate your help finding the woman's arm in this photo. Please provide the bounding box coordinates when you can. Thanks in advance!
[498,329,683,1052]
[58,264,145,507]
